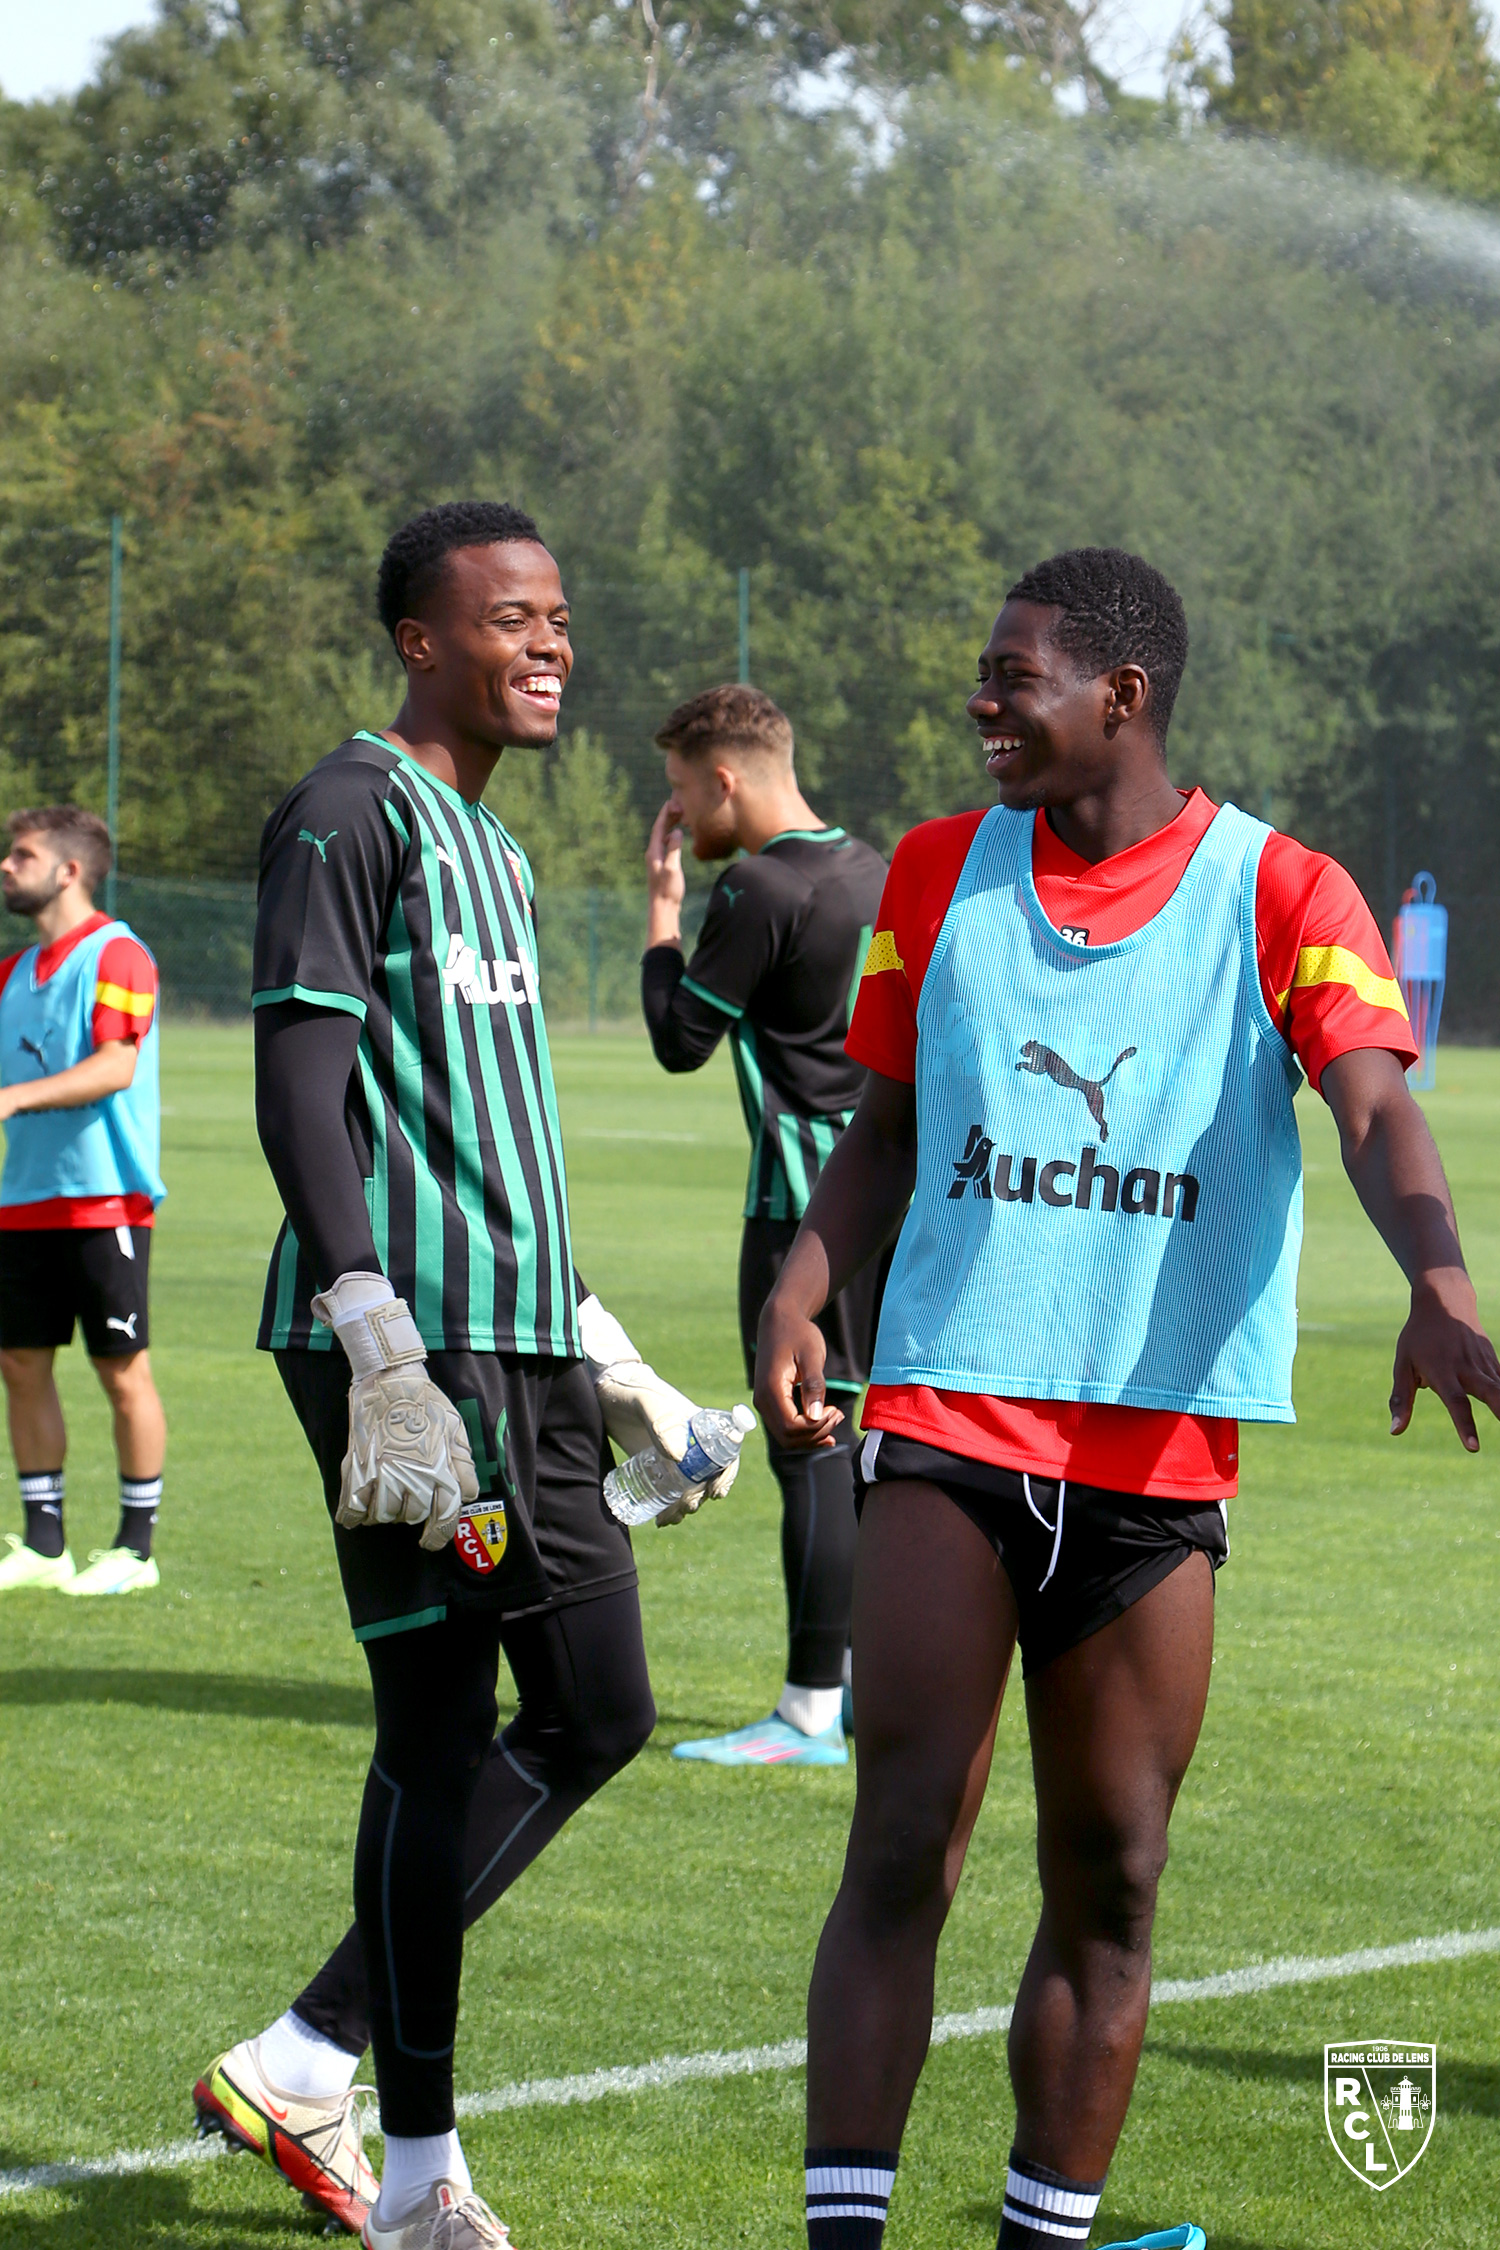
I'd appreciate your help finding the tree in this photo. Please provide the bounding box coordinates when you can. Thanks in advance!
[1210,0,1500,198]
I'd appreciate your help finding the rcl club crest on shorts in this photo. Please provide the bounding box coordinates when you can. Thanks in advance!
[454,1499,508,1575]
[1325,2042,1435,2188]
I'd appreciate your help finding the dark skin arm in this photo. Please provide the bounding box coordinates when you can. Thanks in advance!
[757,1048,1500,1454]
[755,1067,917,1449]
[1321,1047,1500,1449]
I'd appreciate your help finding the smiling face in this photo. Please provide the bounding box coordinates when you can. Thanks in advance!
[967,599,1153,813]
[394,540,572,751]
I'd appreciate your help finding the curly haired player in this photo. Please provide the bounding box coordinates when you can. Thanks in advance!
[756,547,1500,2250]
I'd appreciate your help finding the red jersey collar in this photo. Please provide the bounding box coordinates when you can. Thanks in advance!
[32,909,112,984]
[1032,788,1217,891]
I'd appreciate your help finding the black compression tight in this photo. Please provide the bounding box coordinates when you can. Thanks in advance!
[771,1436,859,1691]
[292,1586,655,2136]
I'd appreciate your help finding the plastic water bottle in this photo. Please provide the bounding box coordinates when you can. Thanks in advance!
[604,1404,757,1526]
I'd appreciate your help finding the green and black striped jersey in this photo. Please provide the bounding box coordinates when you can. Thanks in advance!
[642,827,888,1221]
[253,731,578,1359]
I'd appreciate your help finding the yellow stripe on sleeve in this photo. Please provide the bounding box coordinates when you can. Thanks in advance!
[96,980,155,1018]
[861,930,905,978]
[1274,945,1409,1020]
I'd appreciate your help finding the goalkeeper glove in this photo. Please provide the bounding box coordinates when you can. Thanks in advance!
[578,1294,744,1526]
[312,1272,478,1550]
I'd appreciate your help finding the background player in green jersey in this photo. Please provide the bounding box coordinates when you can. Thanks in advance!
[641,685,887,1766]
[192,504,739,2250]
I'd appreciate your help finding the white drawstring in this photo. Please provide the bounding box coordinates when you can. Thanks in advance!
[1022,1473,1067,1592]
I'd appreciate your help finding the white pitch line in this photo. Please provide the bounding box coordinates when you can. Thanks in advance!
[4,1925,1497,2199]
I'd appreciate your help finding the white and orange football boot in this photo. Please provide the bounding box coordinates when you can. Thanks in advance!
[193,2034,378,2234]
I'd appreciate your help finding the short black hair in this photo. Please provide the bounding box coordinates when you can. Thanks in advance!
[376,501,544,645]
[1005,546,1189,740]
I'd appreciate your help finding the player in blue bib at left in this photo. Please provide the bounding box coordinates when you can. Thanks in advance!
[0,805,166,1597]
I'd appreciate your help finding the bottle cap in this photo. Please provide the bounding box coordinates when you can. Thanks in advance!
[731,1404,756,1434]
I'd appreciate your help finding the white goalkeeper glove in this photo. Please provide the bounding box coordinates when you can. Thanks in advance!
[312,1272,479,1550]
[578,1293,744,1527]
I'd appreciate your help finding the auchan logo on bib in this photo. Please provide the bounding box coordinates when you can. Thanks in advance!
[441,932,539,1008]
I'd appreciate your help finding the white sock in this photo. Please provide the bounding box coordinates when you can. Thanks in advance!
[777,1682,844,1736]
[256,2010,360,2101]
[376,2130,472,2223]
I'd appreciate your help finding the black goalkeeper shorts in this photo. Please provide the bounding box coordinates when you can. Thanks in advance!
[739,1217,889,1397]
[276,1347,637,1643]
[854,1427,1228,1677]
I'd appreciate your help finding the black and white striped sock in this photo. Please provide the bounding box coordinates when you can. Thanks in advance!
[805,2146,898,2248]
[117,1475,163,1559]
[20,1471,65,1559]
[997,2152,1105,2247]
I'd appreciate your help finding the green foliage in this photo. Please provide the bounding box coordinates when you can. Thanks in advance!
[1211,0,1500,198]
[486,728,644,891]
[4,5,1500,1018]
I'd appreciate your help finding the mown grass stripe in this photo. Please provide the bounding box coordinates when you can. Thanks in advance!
[4,1925,1495,2197]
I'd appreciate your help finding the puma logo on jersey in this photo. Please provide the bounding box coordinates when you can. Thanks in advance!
[18,1033,49,1067]
[1016,1039,1137,1143]
[434,847,464,879]
[106,1313,139,1339]
[298,828,337,861]
[441,931,539,1009]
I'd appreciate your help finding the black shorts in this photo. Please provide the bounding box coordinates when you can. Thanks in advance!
[275,1347,637,1642]
[740,1217,889,1397]
[854,1428,1228,1677]
[0,1225,152,1356]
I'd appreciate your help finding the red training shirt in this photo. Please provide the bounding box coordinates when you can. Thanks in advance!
[0,910,160,1230]
[848,791,1418,1499]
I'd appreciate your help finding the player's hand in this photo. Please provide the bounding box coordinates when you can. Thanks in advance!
[753,1296,844,1452]
[1390,1269,1500,1452]
[341,1365,479,1547]
[578,1295,743,1525]
[645,799,687,914]
[312,1271,479,1548]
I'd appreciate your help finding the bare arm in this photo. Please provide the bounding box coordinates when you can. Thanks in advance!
[1321,1047,1500,1450]
[0,1039,138,1119]
[753,1068,917,1450]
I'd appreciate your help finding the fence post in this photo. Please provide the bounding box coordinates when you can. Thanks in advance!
[737,567,750,684]
[106,514,123,917]
[587,887,600,1033]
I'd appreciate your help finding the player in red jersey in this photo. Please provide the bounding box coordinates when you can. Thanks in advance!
[756,549,1500,2250]
[0,807,166,1596]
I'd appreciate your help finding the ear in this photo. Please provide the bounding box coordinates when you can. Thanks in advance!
[393,617,435,672]
[1102,663,1150,736]
[711,760,738,804]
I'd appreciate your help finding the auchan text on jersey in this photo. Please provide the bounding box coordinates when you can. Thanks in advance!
[442,933,540,1008]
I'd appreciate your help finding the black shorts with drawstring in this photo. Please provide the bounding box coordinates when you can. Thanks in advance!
[853,1428,1228,1677]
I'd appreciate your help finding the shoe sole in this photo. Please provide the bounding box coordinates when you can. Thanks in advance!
[192,2073,369,2234]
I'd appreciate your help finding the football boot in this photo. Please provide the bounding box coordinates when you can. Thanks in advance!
[193,2034,377,2233]
[363,2181,512,2249]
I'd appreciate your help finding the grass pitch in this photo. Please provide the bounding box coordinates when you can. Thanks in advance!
[0,1027,1497,2250]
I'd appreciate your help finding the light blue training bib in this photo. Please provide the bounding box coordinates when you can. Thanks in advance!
[0,919,165,1210]
[869,803,1303,1421]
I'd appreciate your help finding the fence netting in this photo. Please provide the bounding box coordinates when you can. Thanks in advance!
[0,879,706,1024]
